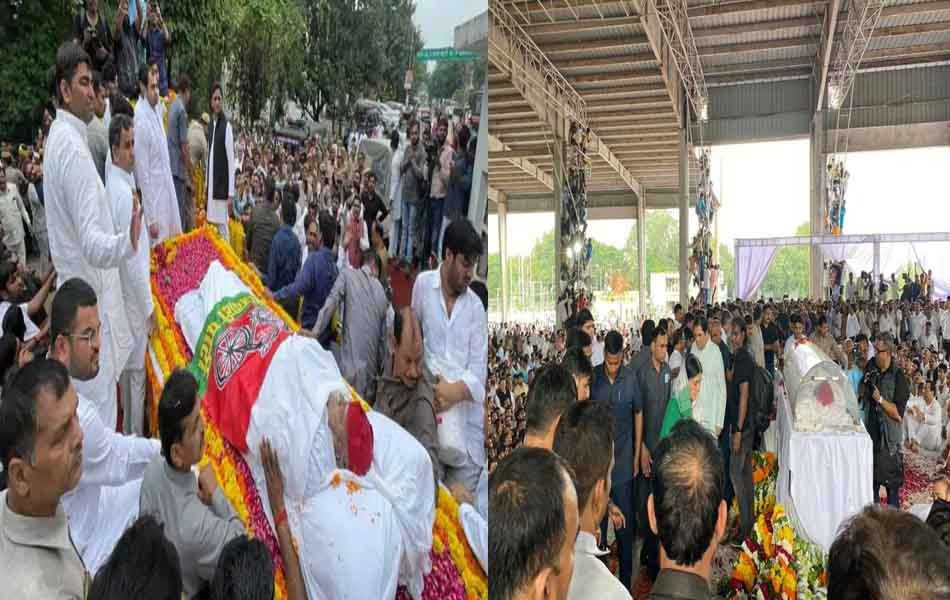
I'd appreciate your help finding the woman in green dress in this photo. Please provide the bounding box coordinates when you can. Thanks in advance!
[659,353,704,440]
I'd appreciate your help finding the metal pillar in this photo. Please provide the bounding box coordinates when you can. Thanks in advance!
[638,192,647,317]
[553,139,565,301]
[498,196,510,322]
[809,113,825,298]
[679,128,690,308]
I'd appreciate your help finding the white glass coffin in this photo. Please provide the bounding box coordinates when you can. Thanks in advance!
[783,339,862,432]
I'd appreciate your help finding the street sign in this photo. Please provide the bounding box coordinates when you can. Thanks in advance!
[404,69,413,90]
[415,47,481,62]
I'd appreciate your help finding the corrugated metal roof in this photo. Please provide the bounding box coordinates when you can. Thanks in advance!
[688,2,823,27]
[542,42,654,62]
[530,23,646,44]
[877,8,950,28]
[694,25,819,48]
[701,44,817,67]
[869,29,950,51]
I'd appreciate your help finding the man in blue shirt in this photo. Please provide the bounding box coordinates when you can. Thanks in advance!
[266,195,302,318]
[145,3,170,96]
[271,210,337,343]
[592,330,640,591]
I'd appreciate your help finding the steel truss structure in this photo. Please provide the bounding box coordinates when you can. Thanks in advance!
[649,0,708,122]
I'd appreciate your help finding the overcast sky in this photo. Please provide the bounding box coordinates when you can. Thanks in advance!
[413,0,487,48]
[489,142,950,256]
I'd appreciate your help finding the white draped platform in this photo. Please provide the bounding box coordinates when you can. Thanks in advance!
[774,371,874,553]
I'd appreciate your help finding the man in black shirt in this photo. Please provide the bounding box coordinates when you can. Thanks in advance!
[761,306,781,375]
[360,171,388,238]
[709,315,733,506]
[592,331,639,590]
[73,0,113,73]
[862,333,909,507]
[727,322,756,543]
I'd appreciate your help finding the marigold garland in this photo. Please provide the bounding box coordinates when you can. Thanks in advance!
[726,452,829,600]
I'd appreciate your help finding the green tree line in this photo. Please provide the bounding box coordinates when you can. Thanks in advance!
[0,0,434,143]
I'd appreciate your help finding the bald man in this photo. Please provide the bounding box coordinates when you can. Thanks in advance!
[376,307,442,492]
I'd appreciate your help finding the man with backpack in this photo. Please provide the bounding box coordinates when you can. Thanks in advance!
[728,320,759,544]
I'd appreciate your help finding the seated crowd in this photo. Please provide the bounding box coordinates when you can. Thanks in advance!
[488,292,950,598]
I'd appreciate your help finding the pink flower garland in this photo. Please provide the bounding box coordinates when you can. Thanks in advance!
[223,423,286,576]
[395,547,467,600]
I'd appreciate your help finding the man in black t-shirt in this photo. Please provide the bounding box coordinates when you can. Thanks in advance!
[728,322,756,543]
[73,0,113,73]
[862,333,909,507]
[761,306,781,375]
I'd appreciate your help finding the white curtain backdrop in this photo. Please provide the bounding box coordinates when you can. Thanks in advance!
[737,236,950,300]
[737,245,778,300]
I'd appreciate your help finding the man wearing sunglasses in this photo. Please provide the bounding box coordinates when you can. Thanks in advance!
[48,277,160,575]
[862,333,909,507]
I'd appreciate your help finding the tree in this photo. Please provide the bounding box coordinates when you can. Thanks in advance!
[294,0,422,124]
[760,222,810,299]
[0,0,73,143]
[229,0,306,125]
[427,60,464,101]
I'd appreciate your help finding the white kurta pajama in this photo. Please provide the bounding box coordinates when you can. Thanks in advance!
[411,269,488,493]
[106,162,154,435]
[205,116,236,241]
[134,98,182,244]
[62,393,159,575]
[906,396,942,452]
[44,110,136,430]
[691,340,726,435]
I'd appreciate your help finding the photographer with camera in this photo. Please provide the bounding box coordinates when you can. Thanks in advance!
[73,0,113,73]
[862,333,909,507]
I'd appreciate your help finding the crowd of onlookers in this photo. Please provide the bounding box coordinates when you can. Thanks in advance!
[0,1,488,596]
[488,291,950,598]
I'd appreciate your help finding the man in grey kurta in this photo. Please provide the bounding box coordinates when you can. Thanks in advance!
[139,454,244,597]
[311,248,389,402]
[139,370,244,598]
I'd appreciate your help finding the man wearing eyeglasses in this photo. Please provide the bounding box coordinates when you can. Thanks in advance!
[862,333,909,507]
[48,277,160,575]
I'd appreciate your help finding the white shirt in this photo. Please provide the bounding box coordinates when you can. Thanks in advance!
[389,145,404,220]
[106,162,154,370]
[567,531,632,600]
[591,338,605,368]
[691,340,726,435]
[923,331,940,351]
[846,313,860,339]
[44,109,136,428]
[205,116,236,224]
[133,98,182,243]
[411,268,487,467]
[0,183,30,248]
[911,313,926,343]
[940,308,950,340]
[62,392,160,575]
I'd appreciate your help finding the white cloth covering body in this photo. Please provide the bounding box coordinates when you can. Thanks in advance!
[175,262,435,600]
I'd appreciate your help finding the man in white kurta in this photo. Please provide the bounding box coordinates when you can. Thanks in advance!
[51,276,160,576]
[0,168,31,266]
[690,323,726,436]
[106,114,154,435]
[411,220,487,494]
[133,65,182,244]
[906,388,943,452]
[44,49,142,431]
